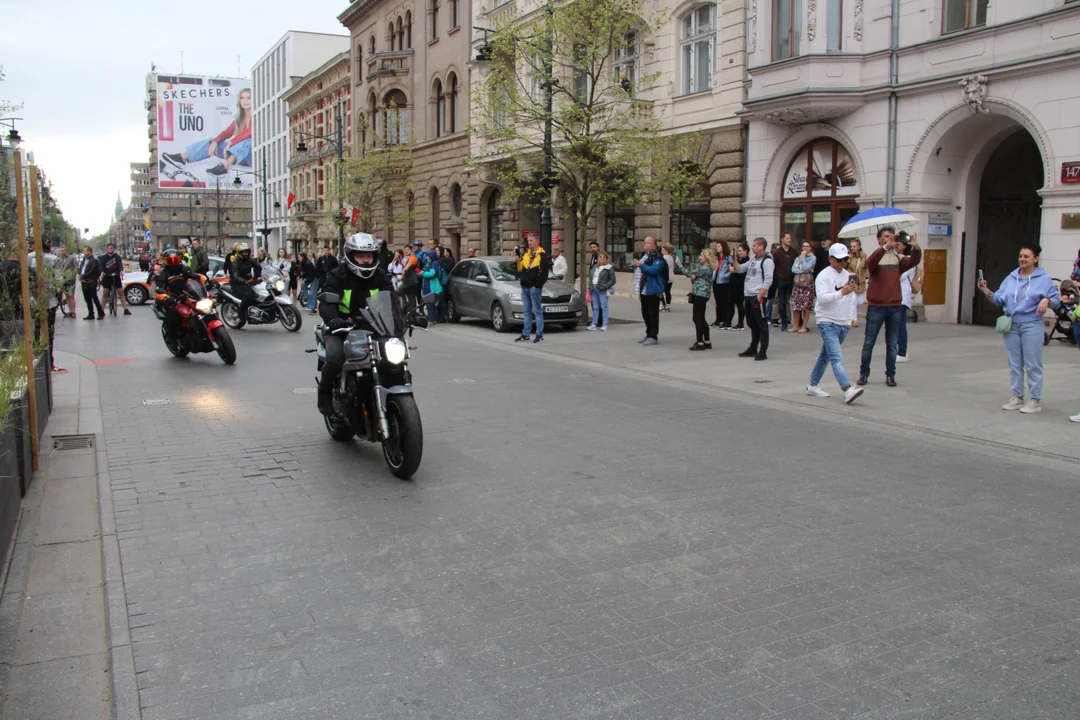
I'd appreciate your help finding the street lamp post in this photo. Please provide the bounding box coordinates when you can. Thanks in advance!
[539,0,555,256]
[295,98,345,258]
[234,152,281,252]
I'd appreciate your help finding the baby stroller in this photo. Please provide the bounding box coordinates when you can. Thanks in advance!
[1044,277,1077,346]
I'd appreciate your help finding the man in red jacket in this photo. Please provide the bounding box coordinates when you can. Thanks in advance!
[857,227,921,387]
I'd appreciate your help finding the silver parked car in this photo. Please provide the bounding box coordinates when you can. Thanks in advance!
[446,256,583,332]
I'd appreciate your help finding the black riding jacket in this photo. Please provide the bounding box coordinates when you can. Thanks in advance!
[228,254,261,286]
[318,265,393,325]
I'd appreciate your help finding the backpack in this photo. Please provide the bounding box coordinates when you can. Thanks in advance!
[436,263,449,288]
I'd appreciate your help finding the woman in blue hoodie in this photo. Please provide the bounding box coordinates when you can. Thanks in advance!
[977,242,1060,414]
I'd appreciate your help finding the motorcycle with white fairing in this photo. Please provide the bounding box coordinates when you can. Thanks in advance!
[215,265,303,332]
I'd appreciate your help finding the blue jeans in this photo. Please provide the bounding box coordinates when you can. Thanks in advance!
[859,305,904,379]
[898,306,909,356]
[521,287,544,337]
[810,322,852,389]
[306,278,319,312]
[1003,320,1044,400]
[590,288,609,326]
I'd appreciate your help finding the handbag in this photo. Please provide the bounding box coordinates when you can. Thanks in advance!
[995,315,1012,334]
[794,273,812,289]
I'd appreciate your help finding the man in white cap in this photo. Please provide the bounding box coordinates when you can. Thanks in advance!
[805,242,864,404]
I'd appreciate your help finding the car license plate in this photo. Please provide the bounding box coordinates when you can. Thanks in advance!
[544,305,569,313]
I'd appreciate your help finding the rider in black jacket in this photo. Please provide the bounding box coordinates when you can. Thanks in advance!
[228,243,261,328]
[317,233,393,415]
[154,249,200,337]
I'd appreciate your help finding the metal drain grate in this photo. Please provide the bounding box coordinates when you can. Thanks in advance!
[753,380,773,384]
[291,387,318,394]
[142,398,171,406]
[53,435,94,451]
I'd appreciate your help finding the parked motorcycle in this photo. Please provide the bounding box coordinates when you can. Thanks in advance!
[153,278,237,364]
[313,291,428,479]
[215,267,303,332]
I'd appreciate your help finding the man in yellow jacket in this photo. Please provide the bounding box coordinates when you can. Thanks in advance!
[515,233,551,344]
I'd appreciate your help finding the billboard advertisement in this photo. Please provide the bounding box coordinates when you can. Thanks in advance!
[156,75,253,190]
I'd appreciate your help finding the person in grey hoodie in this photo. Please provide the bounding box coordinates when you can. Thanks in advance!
[977,241,1060,414]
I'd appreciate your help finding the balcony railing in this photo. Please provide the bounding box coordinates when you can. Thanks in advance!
[366,50,413,81]
[293,199,323,216]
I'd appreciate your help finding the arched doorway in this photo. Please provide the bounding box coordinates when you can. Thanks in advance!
[781,138,860,244]
[973,130,1044,326]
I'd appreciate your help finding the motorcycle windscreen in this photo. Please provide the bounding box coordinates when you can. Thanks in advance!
[183,276,208,297]
[358,292,407,337]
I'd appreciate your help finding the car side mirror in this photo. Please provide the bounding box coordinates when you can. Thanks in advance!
[475,274,491,283]
[321,292,341,305]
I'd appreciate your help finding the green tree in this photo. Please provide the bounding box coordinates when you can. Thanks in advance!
[330,112,415,237]
[0,65,22,248]
[472,0,706,295]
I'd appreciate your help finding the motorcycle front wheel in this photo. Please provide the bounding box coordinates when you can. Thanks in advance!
[382,394,423,479]
[280,304,303,332]
[219,301,243,329]
[161,324,189,358]
[212,325,237,365]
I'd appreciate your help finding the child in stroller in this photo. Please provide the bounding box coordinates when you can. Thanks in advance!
[1045,276,1078,345]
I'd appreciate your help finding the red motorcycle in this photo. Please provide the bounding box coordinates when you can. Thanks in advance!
[154,277,237,364]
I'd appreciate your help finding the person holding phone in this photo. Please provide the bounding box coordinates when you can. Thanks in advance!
[977,242,1060,414]
[805,243,863,403]
[858,227,921,387]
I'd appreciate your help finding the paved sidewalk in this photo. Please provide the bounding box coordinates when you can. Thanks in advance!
[0,352,138,720]
[464,299,1080,460]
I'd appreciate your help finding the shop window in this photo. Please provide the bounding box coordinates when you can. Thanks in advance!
[781,138,860,245]
[680,5,715,95]
[614,31,639,94]
[605,203,635,270]
[943,0,988,33]
[669,174,711,262]
[773,0,801,60]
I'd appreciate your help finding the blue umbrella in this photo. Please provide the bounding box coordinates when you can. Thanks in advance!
[838,207,918,239]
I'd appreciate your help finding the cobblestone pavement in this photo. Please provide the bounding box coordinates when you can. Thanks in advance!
[56,309,1080,719]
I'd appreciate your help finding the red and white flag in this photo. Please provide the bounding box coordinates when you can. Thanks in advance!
[350,207,360,226]
[341,204,351,219]
[287,192,296,210]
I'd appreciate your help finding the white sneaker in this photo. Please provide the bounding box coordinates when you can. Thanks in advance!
[586,324,597,331]
[1070,413,1080,423]
[1002,397,1025,411]
[844,387,864,404]
[598,325,608,332]
[896,355,909,363]
[805,384,829,398]
[1019,399,1042,414]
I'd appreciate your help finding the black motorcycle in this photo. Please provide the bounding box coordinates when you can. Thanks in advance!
[215,266,303,332]
[153,278,237,364]
[313,291,428,478]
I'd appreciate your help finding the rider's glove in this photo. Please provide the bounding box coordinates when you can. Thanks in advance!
[327,318,349,331]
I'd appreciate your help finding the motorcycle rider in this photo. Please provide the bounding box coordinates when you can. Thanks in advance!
[154,249,201,339]
[228,243,261,328]
[317,233,393,416]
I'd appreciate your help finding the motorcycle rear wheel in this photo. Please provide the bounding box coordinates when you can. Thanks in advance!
[382,394,423,479]
[161,325,189,358]
[324,411,355,441]
[212,325,237,365]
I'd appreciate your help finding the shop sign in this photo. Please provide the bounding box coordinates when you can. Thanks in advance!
[928,211,952,238]
[812,211,831,223]
[784,212,807,223]
[1062,162,1080,183]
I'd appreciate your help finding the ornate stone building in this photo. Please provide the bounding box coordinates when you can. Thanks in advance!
[339,0,478,258]
[283,52,353,257]
[742,0,1080,323]
[468,0,747,274]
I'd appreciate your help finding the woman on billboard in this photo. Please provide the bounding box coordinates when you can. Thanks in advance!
[161,88,253,178]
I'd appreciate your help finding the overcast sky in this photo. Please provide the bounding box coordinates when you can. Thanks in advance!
[1,0,351,236]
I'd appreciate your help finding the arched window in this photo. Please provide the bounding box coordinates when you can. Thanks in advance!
[780,138,860,244]
[367,93,378,146]
[405,12,413,48]
[396,17,404,49]
[370,35,376,55]
[448,74,458,134]
[430,188,442,240]
[388,22,396,51]
[383,89,408,145]
[433,79,445,138]
[407,191,416,240]
[430,0,439,40]
[679,5,715,95]
[355,45,364,85]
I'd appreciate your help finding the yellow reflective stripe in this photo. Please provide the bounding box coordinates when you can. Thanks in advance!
[339,288,352,314]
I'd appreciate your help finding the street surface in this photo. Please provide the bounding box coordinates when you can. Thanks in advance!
[53,303,1080,719]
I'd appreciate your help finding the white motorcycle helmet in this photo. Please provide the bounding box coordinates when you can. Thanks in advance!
[344,233,380,279]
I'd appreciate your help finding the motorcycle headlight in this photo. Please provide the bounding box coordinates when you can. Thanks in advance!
[383,337,407,365]
[275,280,286,292]
[195,298,214,313]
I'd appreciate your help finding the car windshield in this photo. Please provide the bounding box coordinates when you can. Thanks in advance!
[490,261,518,282]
